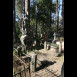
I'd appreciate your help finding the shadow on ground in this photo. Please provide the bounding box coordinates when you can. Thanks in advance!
[36,60,56,71]
[36,60,61,77]
[57,51,64,57]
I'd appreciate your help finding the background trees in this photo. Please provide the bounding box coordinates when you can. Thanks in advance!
[13,0,64,44]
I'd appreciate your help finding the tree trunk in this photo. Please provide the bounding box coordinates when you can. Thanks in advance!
[58,0,60,26]
[35,0,38,45]
[61,0,64,26]
[18,1,23,33]
[50,0,52,27]
[13,0,17,43]
[33,0,34,5]
[50,10,51,27]
[50,0,52,36]
[24,0,30,35]
[56,0,59,34]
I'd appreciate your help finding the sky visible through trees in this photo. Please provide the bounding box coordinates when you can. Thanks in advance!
[15,0,62,21]
[13,0,64,48]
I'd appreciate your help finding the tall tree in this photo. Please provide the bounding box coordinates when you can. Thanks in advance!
[30,0,56,35]
[61,0,64,26]
[24,0,30,35]
[58,0,60,25]
[56,0,59,34]
[35,0,37,38]
[16,0,24,32]
[13,0,18,43]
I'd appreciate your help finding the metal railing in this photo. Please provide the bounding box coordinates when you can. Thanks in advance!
[13,54,30,77]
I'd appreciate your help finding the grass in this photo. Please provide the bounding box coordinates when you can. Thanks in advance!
[51,43,59,48]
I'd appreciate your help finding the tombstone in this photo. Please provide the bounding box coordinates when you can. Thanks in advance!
[52,32,57,43]
[30,53,37,72]
[44,41,47,50]
[53,32,57,41]
[58,42,62,54]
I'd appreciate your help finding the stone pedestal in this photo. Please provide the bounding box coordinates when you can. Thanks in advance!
[30,54,37,72]
[44,41,47,50]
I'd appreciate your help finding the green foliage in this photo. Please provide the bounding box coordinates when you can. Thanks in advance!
[30,0,56,37]
[14,0,58,44]
[15,21,22,41]
[14,49,18,55]
[52,25,56,33]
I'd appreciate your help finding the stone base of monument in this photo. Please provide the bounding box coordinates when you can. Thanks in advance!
[30,53,37,72]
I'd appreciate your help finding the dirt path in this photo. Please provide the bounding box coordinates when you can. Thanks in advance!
[13,48,64,77]
[30,49,64,77]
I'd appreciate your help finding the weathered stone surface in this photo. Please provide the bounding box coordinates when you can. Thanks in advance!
[58,42,62,54]
[53,32,57,41]
[30,53,37,72]
[44,41,47,50]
